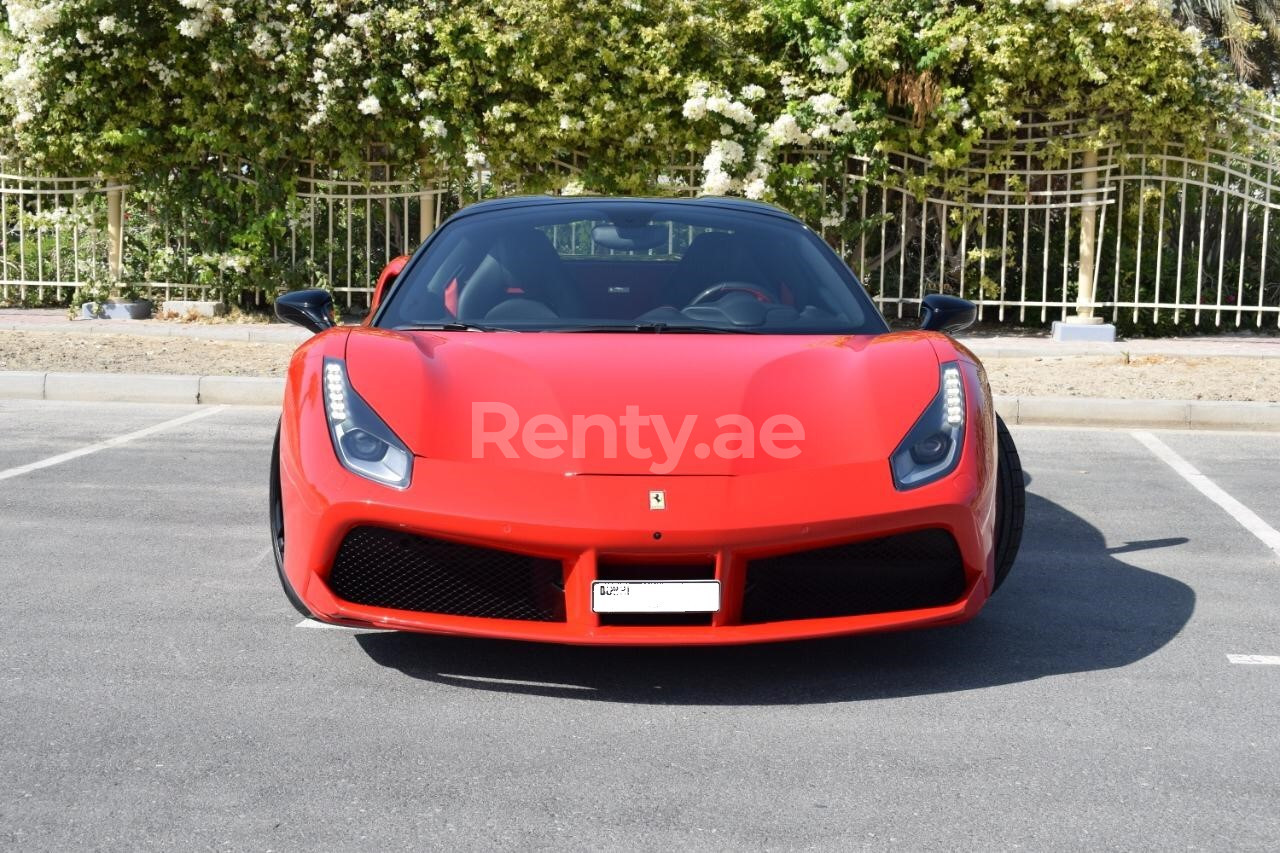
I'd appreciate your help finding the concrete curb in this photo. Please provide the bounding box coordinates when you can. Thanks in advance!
[995,395,1280,430]
[0,371,283,406]
[1,370,1278,429]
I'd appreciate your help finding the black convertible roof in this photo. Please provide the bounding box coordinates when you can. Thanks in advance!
[448,195,803,225]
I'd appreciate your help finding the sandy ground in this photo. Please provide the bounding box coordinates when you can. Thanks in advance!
[1,330,1278,401]
[0,331,295,377]
[984,355,1280,402]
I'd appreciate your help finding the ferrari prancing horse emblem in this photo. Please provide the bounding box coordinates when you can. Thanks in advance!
[649,490,666,511]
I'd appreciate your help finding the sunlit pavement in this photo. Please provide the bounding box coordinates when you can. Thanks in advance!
[1,399,1277,849]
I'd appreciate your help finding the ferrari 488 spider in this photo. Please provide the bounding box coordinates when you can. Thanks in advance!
[271,196,1023,644]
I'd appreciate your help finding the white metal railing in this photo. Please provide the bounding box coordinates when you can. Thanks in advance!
[1,113,1279,328]
[0,155,116,304]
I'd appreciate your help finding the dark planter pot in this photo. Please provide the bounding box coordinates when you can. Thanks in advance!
[80,299,153,320]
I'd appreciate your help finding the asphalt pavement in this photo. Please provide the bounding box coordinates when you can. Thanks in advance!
[1,400,1278,850]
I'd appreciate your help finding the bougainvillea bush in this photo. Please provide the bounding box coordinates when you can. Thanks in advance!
[0,0,1251,300]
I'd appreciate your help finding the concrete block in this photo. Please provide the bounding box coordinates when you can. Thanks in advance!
[1018,396,1189,427]
[44,372,199,404]
[1187,400,1280,431]
[1051,320,1117,343]
[992,395,1020,423]
[0,371,46,399]
[199,376,285,406]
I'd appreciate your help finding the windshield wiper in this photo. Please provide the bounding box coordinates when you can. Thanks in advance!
[553,322,758,334]
[393,322,505,332]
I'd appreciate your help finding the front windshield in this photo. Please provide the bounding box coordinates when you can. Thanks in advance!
[375,199,889,334]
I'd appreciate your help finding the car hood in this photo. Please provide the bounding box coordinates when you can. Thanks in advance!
[345,329,941,476]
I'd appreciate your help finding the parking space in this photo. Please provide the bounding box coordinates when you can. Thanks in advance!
[1156,431,1280,535]
[2,402,1278,849]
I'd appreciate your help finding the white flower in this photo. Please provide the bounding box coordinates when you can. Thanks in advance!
[419,116,447,138]
[561,179,586,196]
[700,169,734,196]
[946,35,967,53]
[764,114,811,147]
[1099,21,1114,35]
[814,50,848,75]
[709,139,745,166]
[744,178,767,200]
[465,149,486,169]
[249,28,277,58]
[357,95,381,115]
[820,213,842,228]
[809,93,842,115]
[740,84,765,102]
[7,1,60,39]
[98,16,118,35]
[1124,26,1137,36]
[682,95,708,120]
[1184,24,1204,54]
[178,18,210,38]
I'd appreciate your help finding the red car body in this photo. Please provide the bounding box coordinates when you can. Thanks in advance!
[272,197,1014,645]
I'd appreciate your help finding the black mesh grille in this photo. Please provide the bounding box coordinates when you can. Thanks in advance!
[741,529,966,624]
[328,527,565,622]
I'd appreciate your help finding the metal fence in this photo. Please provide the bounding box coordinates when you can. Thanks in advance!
[3,113,1280,329]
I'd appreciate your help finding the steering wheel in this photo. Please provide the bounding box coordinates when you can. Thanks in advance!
[688,281,776,306]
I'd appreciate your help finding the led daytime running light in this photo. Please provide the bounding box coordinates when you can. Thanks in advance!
[324,362,348,421]
[943,366,964,427]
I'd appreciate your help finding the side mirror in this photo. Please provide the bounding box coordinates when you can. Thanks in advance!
[370,255,410,314]
[275,288,335,334]
[919,293,976,335]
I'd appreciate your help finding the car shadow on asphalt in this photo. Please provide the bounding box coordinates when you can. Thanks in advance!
[354,490,1195,704]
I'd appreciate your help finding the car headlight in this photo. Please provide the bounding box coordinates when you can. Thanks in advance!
[322,358,413,489]
[890,362,965,490]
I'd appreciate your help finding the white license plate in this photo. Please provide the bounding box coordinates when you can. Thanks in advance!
[591,581,720,613]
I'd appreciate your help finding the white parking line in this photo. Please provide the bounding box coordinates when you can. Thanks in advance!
[0,406,227,483]
[1132,430,1280,559]
[1226,654,1280,666]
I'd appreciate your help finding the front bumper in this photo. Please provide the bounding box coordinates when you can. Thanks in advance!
[280,425,996,645]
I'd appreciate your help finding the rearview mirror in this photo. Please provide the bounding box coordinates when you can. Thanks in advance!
[275,289,335,334]
[591,223,669,251]
[370,255,410,314]
[919,293,976,335]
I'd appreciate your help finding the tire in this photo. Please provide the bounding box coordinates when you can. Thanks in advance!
[991,414,1025,593]
[270,422,313,618]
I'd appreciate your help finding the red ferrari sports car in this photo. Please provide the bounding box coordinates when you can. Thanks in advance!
[271,196,1023,644]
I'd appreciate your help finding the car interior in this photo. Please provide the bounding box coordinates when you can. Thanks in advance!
[377,203,880,333]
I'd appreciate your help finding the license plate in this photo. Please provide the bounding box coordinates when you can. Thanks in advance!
[591,581,720,613]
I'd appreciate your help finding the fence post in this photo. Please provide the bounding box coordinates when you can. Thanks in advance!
[106,181,124,281]
[1070,149,1101,323]
[419,161,436,242]
[1052,147,1116,340]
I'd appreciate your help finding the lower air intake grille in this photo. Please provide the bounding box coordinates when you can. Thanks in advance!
[328,526,565,622]
[741,528,966,624]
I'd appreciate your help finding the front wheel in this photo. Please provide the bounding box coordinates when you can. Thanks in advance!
[991,414,1025,593]
[270,423,312,618]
